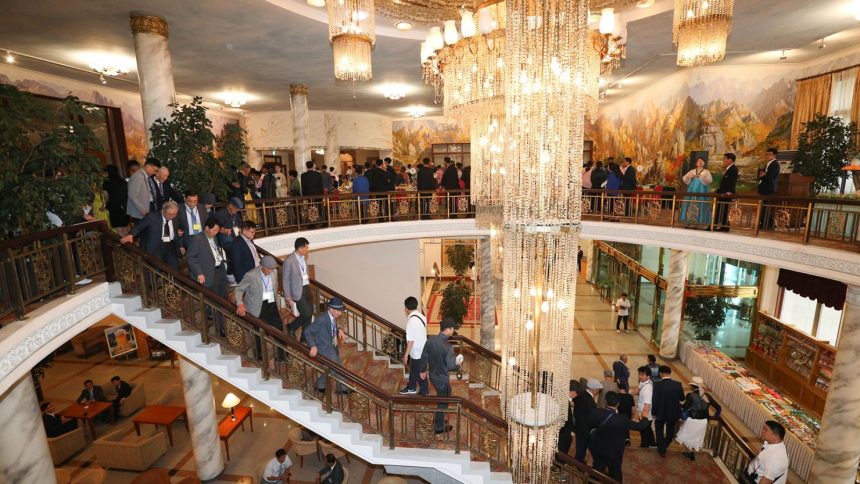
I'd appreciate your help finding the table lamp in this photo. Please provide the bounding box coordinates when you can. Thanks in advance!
[221,393,241,421]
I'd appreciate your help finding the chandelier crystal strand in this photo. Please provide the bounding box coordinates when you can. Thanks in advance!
[502,0,587,481]
[673,0,734,66]
[437,32,507,118]
[471,113,506,216]
[328,0,375,81]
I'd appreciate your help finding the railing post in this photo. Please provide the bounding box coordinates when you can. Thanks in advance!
[387,193,393,222]
[633,194,640,223]
[388,401,395,450]
[198,291,210,344]
[325,366,333,413]
[137,263,150,308]
[60,233,76,295]
[356,196,362,224]
[599,192,605,221]
[803,202,813,244]
[4,249,26,320]
[326,197,333,228]
[670,194,677,228]
[361,313,368,351]
[709,197,718,231]
[259,327,270,380]
[754,200,763,236]
[454,403,461,454]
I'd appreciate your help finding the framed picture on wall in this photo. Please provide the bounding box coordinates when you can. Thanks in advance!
[105,324,138,358]
[263,155,282,166]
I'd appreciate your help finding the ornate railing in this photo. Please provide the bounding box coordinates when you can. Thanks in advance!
[551,452,620,484]
[703,414,757,479]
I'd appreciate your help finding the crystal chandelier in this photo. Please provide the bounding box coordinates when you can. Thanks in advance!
[673,0,734,66]
[502,0,587,481]
[376,0,470,25]
[595,7,626,75]
[471,113,506,216]
[327,0,375,81]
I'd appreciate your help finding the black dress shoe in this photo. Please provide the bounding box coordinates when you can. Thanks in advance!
[434,425,453,434]
[683,451,695,461]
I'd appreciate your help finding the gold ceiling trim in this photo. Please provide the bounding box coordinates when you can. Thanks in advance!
[289,84,309,96]
[129,14,169,38]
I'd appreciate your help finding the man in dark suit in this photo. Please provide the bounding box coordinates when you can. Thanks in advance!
[109,376,133,416]
[417,158,437,219]
[588,392,651,482]
[231,163,251,199]
[384,158,397,191]
[440,157,460,190]
[300,161,324,197]
[230,220,261,284]
[318,453,345,484]
[76,379,108,405]
[620,157,638,217]
[573,378,601,462]
[367,159,391,218]
[41,402,78,437]
[306,298,348,392]
[715,153,738,231]
[758,147,781,229]
[461,164,471,190]
[558,380,581,458]
[153,167,182,209]
[186,219,229,301]
[176,191,208,249]
[651,365,685,457]
[119,200,181,270]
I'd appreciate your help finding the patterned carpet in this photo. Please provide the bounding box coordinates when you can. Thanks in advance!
[426,293,481,326]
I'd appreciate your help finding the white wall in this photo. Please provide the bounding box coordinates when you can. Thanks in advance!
[757,265,781,316]
[245,109,392,151]
[311,240,421,327]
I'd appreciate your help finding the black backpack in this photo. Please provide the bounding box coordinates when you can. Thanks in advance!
[687,392,709,419]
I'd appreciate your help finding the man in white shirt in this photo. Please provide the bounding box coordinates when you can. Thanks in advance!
[613,293,632,334]
[635,365,656,448]
[746,421,788,484]
[399,296,429,396]
[262,448,292,483]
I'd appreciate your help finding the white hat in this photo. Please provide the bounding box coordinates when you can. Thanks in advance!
[691,376,704,386]
[586,378,603,391]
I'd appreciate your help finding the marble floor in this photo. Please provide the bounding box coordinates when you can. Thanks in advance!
[41,351,425,483]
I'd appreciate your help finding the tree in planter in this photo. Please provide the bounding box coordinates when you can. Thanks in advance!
[685,296,728,341]
[149,97,235,201]
[217,122,248,173]
[791,114,858,194]
[0,85,104,239]
[440,244,475,327]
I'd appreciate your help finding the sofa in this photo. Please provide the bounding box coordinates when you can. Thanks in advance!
[103,381,146,417]
[47,427,86,465]
[92,428,168,471]
[70,324,112,357]
[151,384,184,407]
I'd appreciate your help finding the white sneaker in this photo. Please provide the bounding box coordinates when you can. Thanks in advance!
[616,330,621,334]
[624,330,629,334]
[75,278,93,286]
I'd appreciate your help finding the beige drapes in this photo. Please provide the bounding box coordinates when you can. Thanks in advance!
[790,75,832,149]
[853,74,860,148]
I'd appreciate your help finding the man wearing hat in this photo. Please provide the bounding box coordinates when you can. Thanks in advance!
[306,297,348,393]
[235,255,284,359]
[419,318,464,434]
[214,197,244,252]
[572,378,602,462]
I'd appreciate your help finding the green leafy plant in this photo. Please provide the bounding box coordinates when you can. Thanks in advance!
[445,243,475,276]
[440,281,472,327]
[0,84,104,239]
[149,97,236,201]
[685,296,728,340]
[791,114,858,194]
[217,122,248,172]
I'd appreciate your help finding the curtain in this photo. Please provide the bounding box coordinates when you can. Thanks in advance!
[790,75,832,149]
[853,73,860,148]
[777,268,846,310]
[828,67,858,123]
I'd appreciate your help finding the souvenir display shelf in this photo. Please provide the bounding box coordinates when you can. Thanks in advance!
[746,312,835,417]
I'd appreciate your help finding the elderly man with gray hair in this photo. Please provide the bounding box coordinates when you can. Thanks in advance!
[120,200,181,270]
[236,255,285,360]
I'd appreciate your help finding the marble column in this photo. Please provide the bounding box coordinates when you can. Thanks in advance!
[587,242,599,284]
[659,249,688,359]
[290,84,311,169]
[479,238,496,349]
[129,12,176,148]
[809,285,860,483]
[178,357,225,480]
[0,376,56,484]
[324,113,340,174]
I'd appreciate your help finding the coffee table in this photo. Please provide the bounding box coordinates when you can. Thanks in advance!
[218,406,253,460]
[60,401,114,438]
[132,405,188,446]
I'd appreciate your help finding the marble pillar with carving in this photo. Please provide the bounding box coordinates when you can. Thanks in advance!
[324,113,340,174]
[809,285,860,482]
[129,12,176,148]
[479,238,496,349]
[290,84,311,168]
[659,249,687,359]
[0,377,56,484]
[178,357,225,480]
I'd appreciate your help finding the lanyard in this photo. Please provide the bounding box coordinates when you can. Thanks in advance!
[187,207,198,223]
[261,273,271,291]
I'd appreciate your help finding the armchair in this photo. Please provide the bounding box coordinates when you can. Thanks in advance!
[103,382,146,417]
[47,426,86,465]
[92,428,167,471]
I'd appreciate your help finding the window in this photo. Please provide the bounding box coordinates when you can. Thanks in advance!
[828,67,858,123]
[779,288,843,345]
[431,143,470,166]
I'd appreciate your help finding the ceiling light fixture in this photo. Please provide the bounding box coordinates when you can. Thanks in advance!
[673,0,735,66]
[598,8,616,35]
[327,0,375,83]
[307,0,326,6]
[779,49,789,61]
[818,37,827,49]
[383,84,407,100]
[394,20,413,31]
[88,56,132,84]
[851,0,860,20]
[5,51,14,64]
[407,107,427,118]
[223,92,249,108]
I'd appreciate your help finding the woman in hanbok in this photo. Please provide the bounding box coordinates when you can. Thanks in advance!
[679,157,713,226]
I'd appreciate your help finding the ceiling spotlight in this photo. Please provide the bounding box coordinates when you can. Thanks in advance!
[315,148,325,155]
[818,37,827,49]
[5,51,14,64]
[223,92,249,108]
[88,54,133,84]
[407,108,426,118]
[779,49,789,61]
[383,84,407,100]
[307,0,326,7]
[395,21,413,31]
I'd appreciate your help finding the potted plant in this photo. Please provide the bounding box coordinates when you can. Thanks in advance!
[685,296,728,341]
[791,114,859,194]
[440,244,475,327]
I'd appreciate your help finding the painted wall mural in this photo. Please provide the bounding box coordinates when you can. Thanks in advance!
[588,47,860,191]
[392,117,469,165]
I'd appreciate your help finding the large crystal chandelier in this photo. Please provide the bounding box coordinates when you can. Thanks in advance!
[327,0,375,81]
[673,0,734,66]
[502,0,587,480]
[471,113,506,224]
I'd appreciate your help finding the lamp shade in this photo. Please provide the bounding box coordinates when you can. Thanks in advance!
[599,8,615,34]
[221,393,241,409]
[478,7,494,34]
[428,26,445,51]
[443,20,459,45]
[461,11,477,38]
